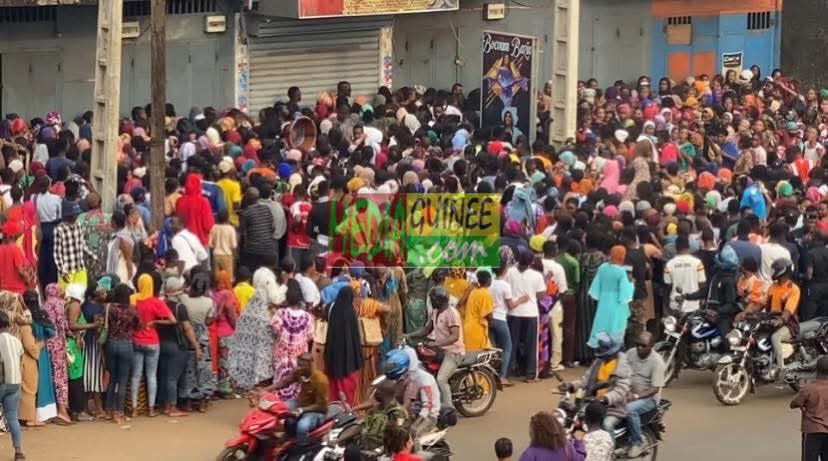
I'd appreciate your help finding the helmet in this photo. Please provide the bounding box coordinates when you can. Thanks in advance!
[383,349,411,380]
[592,332,622,359]
[771,258,793,281]
[429,286,450,309]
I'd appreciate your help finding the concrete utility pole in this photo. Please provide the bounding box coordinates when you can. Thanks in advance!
[90,0,123,213]
[550,0,579,147]
[149,0,167,232]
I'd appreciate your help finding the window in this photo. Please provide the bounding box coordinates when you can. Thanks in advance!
[667,16,692,26]
[747,11,772,30]
[124,0,218,18]
[0,6,57,23]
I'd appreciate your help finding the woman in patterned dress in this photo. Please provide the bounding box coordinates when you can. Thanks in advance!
[212,271,239,397]
[180,272,217,412]
[75,192,112,281]
[269,279,314,401]
[42,283,73,424]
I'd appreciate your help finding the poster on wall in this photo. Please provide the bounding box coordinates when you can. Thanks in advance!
[722,51,743,78]
[481,31,536,144]
[298,0,459,18]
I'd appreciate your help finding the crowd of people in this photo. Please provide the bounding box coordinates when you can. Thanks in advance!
[0,64,826,460]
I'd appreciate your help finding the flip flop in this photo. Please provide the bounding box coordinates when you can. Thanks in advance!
[52,417,73,426]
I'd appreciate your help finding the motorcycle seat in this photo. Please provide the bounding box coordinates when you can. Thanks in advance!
[460,351,485,367]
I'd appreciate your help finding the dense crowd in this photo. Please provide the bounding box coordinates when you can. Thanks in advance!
[0,64,826,460]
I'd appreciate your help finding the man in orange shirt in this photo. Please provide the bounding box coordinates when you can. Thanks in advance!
[767,258,800,377]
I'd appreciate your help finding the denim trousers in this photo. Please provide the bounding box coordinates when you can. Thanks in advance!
[131,343,161,409]
[0,384,22,449]
[105,340,134,412]
[158,341,189,406]
[489,319,513,377]
[604,397,657,444]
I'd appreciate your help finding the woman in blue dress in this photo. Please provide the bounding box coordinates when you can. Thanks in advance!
[588,245,635,347]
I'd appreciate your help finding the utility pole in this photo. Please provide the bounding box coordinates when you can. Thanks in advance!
[149,0,167,232]
[91,0,123,213]
[550,0,579,147]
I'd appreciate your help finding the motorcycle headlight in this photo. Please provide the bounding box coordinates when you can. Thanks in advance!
[662,315,677,332]
[727,329,743,347]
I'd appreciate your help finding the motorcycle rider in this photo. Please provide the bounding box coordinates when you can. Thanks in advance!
[610,332,666,457]
[357,377,408,451]
[405,286,464,410]
[394,345,441,436]
[764,258,801,380]
[265,353,329,444]
[560,332,631,432]
[680,245,742,336]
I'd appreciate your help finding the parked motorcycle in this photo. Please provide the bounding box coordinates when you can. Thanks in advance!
[217,392,351,461]
[412,341,502,417]
[712,312,828,405]
[551,372,671,460]
[655,297,728,386]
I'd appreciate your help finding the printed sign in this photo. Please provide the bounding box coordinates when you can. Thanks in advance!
[481,31,535,143]
[722,51,743,77]
[298,0,459,18]
[329,193,500,268]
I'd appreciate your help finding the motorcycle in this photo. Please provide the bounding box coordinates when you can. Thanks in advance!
[655,296,728,385]
[412,340,502,417]
[217,392,352,461]
[551,372,671,460]
[712,312,828,405]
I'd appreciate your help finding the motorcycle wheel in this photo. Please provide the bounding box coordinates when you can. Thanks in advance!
[454,369,497,417]
[216,445,250,461]
[713,363,750,406]
[654,342,677,387]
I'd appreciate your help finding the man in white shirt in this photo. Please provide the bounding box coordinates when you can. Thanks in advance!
[489,265,529,386]
[505,249,547,381]
[664,236,706,313]
[760,222,793,282]
[170,216,208,274]
[541,241,568,371]
[295,257,321,309]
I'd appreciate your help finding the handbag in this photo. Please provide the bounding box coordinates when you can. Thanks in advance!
[314,318,328,345]
[97,303,110,345]
[359,317,383,346]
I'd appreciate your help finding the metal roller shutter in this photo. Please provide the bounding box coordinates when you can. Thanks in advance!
[246,15,390,113]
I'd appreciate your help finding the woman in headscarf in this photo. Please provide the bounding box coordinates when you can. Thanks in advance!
[352,274,390,401]
[624,141,654,201]
[179,271,216,412]
[65,283,94,420]
[212,270,238,397]
[575,231,607,363]
[324,285,363,405]
[130,273,176,417]
[76,192,112,281]
[41,283,73,424]
[25,290,56,425]
[588,245,634,346]
[17,291,42,427]
[270,279,314,401]
[228,267,283,392]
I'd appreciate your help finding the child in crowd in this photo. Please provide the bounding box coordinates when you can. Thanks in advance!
[233,266,255,312]
[209,209,237,281]
[495,437,513,461]
[582,401,614,461]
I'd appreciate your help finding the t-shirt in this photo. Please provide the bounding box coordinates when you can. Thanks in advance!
[295,273,321,307]
[726,239,762,266]
[542,258,569,294]
[157,299,191,345]
[0,331,23,385]
[625,349,666,400]
[295,368,329,411]
[0,243,27,294]
[489,279,513,321]
[208,224,237,256]
[556,253,581,295]
[428,307,465,354]
[132,297,173,345]
[217,178,242,227]
[505,266,545,317]
[180,294,215,325]
[760,242,792,282]
[664,253,706,312]
[172,229,209,273]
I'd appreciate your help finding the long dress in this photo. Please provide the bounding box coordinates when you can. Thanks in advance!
[575,250,606,363]
[356,295,383,402]
[270,307,314,401]
[42,286,69,407]
[588,262,635,347]
[378,268,405,358]
[33,321,57,421]
[82,301,106,393]
[228,294,275,391]
[405,269,431,333]
[20,324,42,422]
[181,296,217,400]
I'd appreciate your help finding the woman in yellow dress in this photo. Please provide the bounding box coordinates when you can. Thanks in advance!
[462,270,494,352]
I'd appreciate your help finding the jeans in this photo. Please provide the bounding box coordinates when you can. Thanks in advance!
[772,326,793,371]
[802,432,828,461]
[437,351,463,407]
[131,343,161,410]
[158,341,189,406]
[295,411,326,443]
[507,316,538,379]
[489,319,513,377]
[105,340,133,412]
[624,398,657,444]
[0,384,22,449]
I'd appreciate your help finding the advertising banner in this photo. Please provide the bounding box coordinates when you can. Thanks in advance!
[722,51,743,78]
[481,31,536,143]
[299,0,459,18]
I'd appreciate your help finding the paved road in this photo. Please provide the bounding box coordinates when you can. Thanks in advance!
[7,369,800,460]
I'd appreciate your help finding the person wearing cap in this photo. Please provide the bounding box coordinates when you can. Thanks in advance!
[217,159,242,227]
[0,220,31,294]
[53,200,95,290]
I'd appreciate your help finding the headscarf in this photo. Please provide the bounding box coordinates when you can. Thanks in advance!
[216,270,233,290]
[324,286,364,378]
[132,273,154,304]
[609,245,627,265]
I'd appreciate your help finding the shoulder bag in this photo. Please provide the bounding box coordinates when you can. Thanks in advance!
[359,316,383,346]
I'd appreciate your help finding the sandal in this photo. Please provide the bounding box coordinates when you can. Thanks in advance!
[52,417,73,426]
[14,452,25,460]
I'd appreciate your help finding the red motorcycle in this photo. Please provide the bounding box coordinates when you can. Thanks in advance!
[217,392,340,461]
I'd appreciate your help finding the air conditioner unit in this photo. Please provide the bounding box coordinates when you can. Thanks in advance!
[204,15,226,33]
[122,21,140,39]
